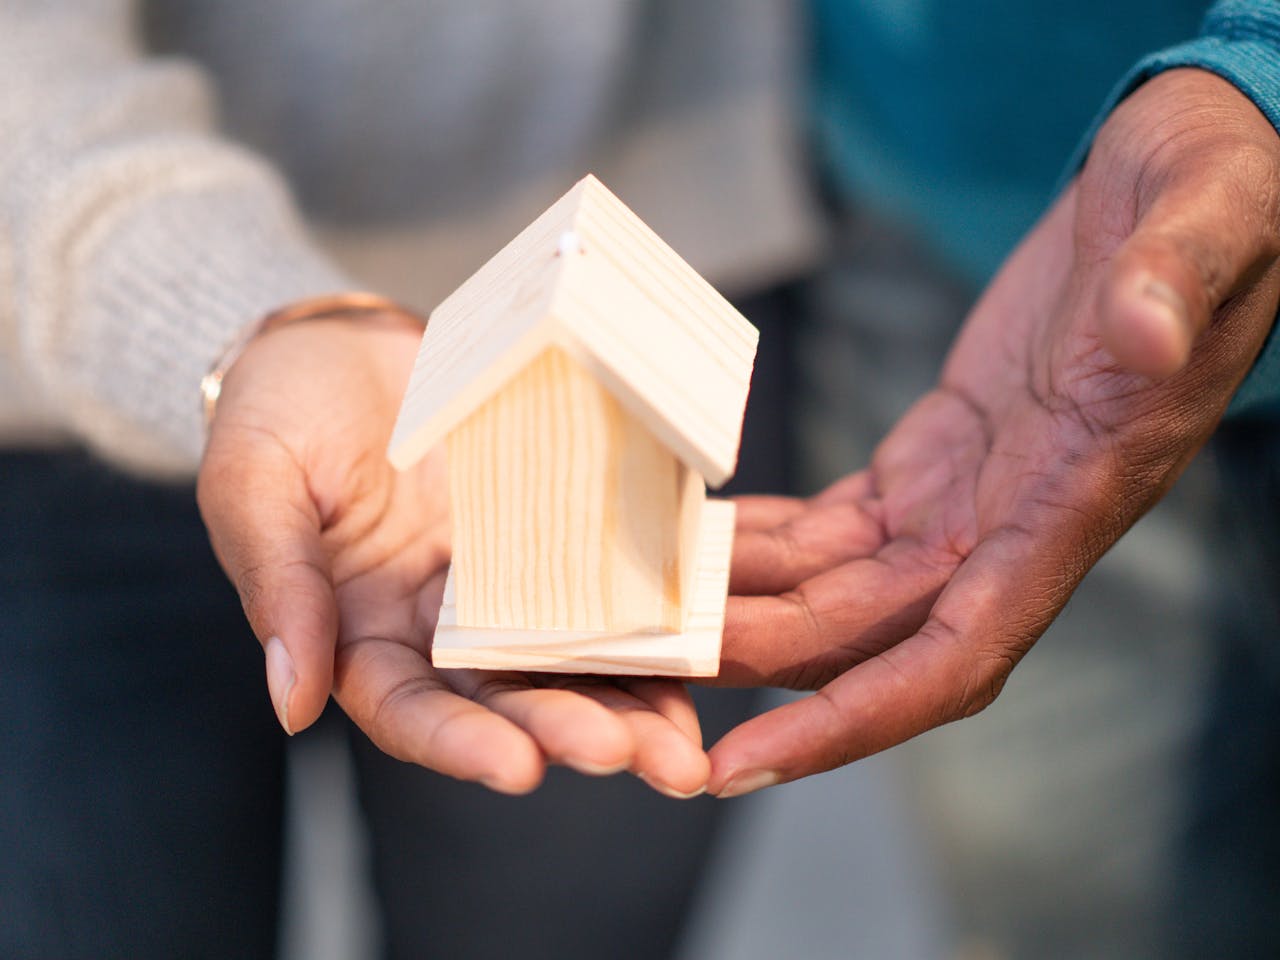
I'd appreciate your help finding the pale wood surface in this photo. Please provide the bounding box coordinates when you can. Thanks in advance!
[447,346,683,633]
[431,499,735,676]
[676,463,706,629]
[388,175,758,486]
[386,179,583,471]
[552,176,758,487]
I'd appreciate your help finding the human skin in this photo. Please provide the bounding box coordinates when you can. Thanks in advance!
[196,68,1278,802]
[708,68,1280,798]
[197,317,711,799]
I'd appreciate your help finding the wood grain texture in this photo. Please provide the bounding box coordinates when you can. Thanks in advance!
[390,175,755,675]
[388,174,759,486]
[386,179,585,470]
[447,346,682,633]
[552,176,758,487]
[431,499,735,676]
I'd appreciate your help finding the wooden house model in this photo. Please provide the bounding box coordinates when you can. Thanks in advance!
[388,175,758,677]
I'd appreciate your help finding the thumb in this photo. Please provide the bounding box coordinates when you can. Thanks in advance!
[197,428,337,735]
[1097,175,1274,379]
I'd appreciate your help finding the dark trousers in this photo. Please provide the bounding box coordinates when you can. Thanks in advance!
[0,451,286,959]
[1170,420,1280,959]
[0,451,756,960]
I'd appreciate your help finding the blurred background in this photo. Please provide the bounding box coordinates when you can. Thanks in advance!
[6,1,1278,958]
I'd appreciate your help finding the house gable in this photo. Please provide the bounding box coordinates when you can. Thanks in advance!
[388,175,758,487]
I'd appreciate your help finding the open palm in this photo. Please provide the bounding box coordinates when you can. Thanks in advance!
[199,318,708,797]
[710,69,1280,797]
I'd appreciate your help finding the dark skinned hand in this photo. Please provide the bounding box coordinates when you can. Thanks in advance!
[709,69,1280,799]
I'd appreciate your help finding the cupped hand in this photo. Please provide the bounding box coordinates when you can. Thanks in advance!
[197,317,709,798]
[708,69,1280,798]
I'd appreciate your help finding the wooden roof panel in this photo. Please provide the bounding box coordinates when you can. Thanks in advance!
[389,175,759,484]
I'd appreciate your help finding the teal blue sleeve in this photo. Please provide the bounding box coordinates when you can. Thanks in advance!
[1066,0,1280,417]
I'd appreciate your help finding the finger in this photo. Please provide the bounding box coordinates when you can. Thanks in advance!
[811,470,878,506]
[444,671,636,776]
[733,472,877,534]
[729,499,886,595]
[198,429,337,734]
[708,526,1064,797]
[733,495,807,531]
[559,680,710,798]
[717,537,954,687]
[334,637,545,794]
[618,678,702,745]
[1098,170,1280,378]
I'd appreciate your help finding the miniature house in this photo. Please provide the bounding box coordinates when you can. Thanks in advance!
[388,175,758,676]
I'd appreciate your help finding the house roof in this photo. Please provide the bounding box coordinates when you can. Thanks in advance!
[387,175,759,487]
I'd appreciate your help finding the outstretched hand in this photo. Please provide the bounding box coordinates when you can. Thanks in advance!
[709,69,1280,798]
[197,318,709,798]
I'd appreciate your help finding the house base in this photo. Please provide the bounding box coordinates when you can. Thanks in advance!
[430,500,735,677]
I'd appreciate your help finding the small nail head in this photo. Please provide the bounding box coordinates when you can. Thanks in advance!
[557,231,584,257]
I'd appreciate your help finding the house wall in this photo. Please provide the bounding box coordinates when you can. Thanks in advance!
[676,463,706,632]
[447,346,691,632]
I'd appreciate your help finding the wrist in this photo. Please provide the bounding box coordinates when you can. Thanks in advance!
[201,292,426,429]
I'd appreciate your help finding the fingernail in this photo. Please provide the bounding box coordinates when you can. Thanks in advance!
[1142,279,1189,331]
[480,776,526,796]
[264,637,296,736]
[637,773,708,800]
[566,757,631,777]
[715,769,781,799]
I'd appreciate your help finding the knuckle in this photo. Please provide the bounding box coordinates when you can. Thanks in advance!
[775,659,838,691]
[372,675,435,737]
[919,614,1022,726]
[913,618,974,728]
[1226,147,1280,257]
[234,562,267,617]
[1230,141,1280,197]
[468,676,526,703]
[958,646,1019,720]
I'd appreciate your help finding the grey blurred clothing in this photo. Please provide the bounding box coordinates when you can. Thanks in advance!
[1,0,819,474]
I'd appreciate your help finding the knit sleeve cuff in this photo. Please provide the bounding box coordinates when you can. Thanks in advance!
[21,141,352,476]
[1062,0,1280,418]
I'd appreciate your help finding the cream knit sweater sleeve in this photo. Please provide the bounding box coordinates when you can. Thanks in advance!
[0,1,349,475]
